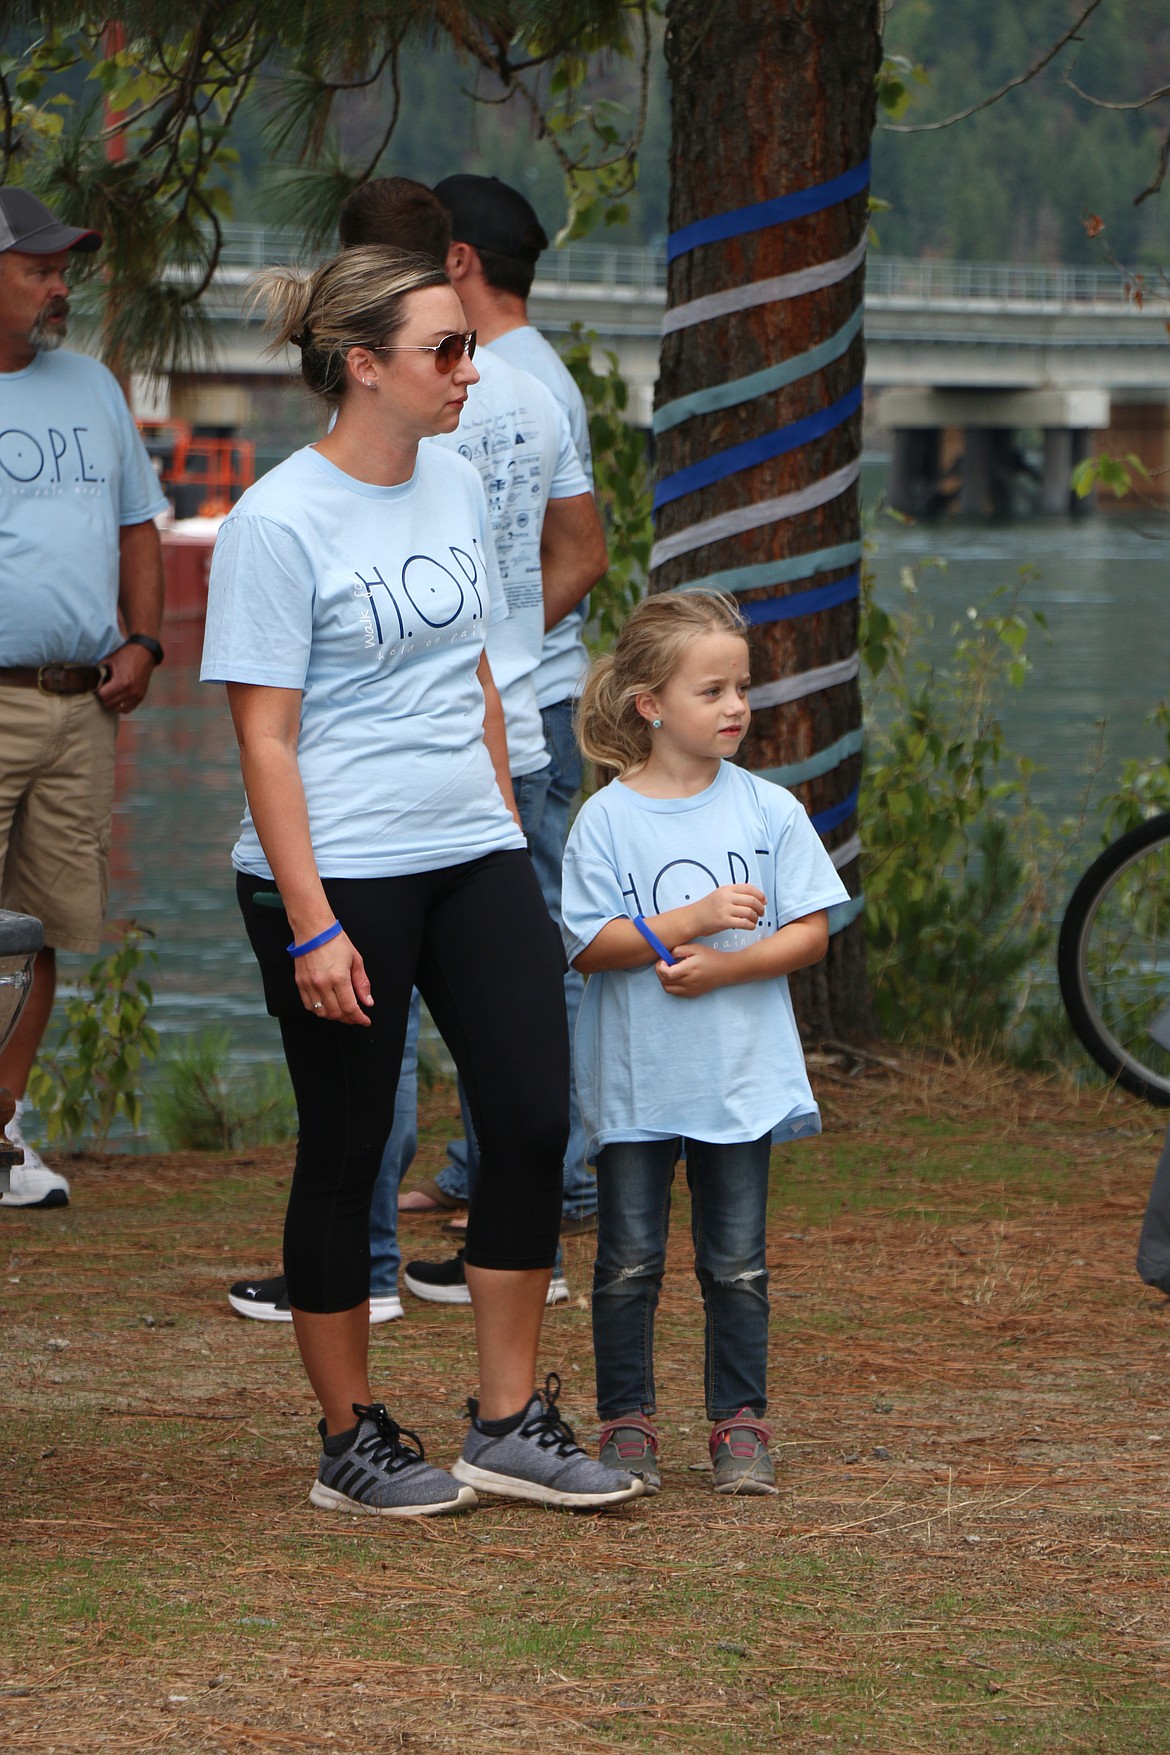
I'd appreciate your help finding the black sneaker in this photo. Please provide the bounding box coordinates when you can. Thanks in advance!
[451,1374,644,1510]
[228,1272,290,1321]
[404,1249,570,1307]
[310,1403,477,1518]
[404,1249,471,1305]
[228,1272,403,1326]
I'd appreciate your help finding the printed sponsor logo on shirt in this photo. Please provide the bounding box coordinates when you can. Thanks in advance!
[351,541,488,664]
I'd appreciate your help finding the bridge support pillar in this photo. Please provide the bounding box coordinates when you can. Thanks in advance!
[959,427,1013,519]
[1041,428,1074,516]
[888,427,940,516]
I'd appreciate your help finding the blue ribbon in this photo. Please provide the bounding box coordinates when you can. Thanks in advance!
[739,569,860,628]
[809,784,860,837]
[654,307,865,435]
[654,383,863,512]
[668,158,872,263]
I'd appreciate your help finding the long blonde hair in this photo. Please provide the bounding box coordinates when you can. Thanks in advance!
[576,591,748,778]
[250,245,450,403]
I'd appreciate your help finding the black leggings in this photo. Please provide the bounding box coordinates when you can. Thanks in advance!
[237,851,568,1312]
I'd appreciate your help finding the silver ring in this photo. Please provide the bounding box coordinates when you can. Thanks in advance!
[313,1001,324,1011]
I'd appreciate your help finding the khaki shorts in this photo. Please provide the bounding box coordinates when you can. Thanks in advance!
[0,685,118,954]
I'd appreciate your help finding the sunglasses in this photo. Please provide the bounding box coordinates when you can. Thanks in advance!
[368,330,477,374]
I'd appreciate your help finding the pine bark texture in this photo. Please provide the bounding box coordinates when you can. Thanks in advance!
[655,0,881,1042]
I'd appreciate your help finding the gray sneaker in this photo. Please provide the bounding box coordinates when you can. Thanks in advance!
[709,1409,779,1496]
[310,1403,477,1517]
[599,1414,661,1495]
[452,1374,645,1510]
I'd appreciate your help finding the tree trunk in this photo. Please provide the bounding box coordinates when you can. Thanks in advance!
[654,0,881,1042]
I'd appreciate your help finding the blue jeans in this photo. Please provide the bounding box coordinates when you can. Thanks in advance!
[591,1132,773,1422]
[368,988,420,1296]
[437,718,597,1221]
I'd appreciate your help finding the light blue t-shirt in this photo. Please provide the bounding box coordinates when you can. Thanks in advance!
[200,443,525,880]
[561,761,850,1162]
[0,350,168,665]
[431,349,586,776]
[487,326,594,709]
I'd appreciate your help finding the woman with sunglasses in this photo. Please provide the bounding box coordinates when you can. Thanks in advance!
[201,246,641,1517]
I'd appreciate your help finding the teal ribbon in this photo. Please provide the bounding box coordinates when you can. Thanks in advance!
[827,894,865,936]
[653,307,865,436]
[670,540,863,599]
[756,729,864,790]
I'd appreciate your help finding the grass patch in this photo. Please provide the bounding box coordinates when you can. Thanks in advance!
[2,1054,1169,1752]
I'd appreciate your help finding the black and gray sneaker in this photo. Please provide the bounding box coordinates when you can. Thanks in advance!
[228,1272,291,1321]
[451,1374,644,1510]
[310,1402,477,1517]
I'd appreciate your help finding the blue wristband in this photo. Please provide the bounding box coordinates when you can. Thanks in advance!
[287,920,342,958]
[633,915,677,966]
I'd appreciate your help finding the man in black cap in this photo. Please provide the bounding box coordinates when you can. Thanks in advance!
[0,189,168,1208]
[430,173,600,1235]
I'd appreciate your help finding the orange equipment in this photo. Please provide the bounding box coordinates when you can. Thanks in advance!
[137,418,256,518]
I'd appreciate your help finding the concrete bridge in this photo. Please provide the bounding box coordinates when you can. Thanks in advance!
[149,227,1170,513]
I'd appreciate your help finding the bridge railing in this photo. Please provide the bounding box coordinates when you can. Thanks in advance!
[214,224,1144,307]
[215,222,667,291]
[865,257,1138,306]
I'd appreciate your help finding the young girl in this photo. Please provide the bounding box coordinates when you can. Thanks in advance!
[562,592,850,1496]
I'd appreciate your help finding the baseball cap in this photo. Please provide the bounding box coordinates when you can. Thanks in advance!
[0,188,102,255]
[433,175,548,265]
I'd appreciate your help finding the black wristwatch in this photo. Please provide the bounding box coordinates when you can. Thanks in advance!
[126,633,165,666]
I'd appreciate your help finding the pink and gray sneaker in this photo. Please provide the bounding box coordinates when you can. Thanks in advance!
[598,1413,661,1496]
[709,1409,778,1496]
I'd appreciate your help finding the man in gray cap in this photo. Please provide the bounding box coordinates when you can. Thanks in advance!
[0,188,168,1208]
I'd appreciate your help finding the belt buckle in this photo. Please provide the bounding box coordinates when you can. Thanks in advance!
[35,664,94,696]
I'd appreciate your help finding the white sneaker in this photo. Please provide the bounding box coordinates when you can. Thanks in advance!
[547,1269,570,1306]
[1,1120,70,1210]
[370,1293,405,1324]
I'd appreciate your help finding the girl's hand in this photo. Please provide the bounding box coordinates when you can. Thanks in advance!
[656,943,726,998]
[294,931,374,1026]
[688,884,766,938]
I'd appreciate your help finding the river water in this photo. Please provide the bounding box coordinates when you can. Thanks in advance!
[49,497,1170,1135]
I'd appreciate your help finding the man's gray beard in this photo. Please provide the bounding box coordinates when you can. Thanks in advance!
[29,311,67,351]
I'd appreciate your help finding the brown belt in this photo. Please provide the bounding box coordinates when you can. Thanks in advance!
[0,663,109,696]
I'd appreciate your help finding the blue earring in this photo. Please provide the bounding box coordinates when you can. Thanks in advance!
[651,718,662,730]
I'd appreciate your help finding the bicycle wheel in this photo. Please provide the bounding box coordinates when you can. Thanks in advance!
[1058,811,1170,1106]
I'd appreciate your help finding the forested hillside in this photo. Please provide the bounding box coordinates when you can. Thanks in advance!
[305,0,1168,265]
[6,4,1164,263]
[874,0,1170,264]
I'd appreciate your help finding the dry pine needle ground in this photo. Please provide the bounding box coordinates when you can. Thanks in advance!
[2,1053,1169,1754]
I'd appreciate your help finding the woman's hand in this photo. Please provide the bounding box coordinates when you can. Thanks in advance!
[294,930,374,1026]
[655,944,727,998]
[687,884,766,938]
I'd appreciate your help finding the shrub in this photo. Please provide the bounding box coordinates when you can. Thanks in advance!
[152,1028,297,1152]
[859,561,1062,1048]
[27,925,159,1152]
